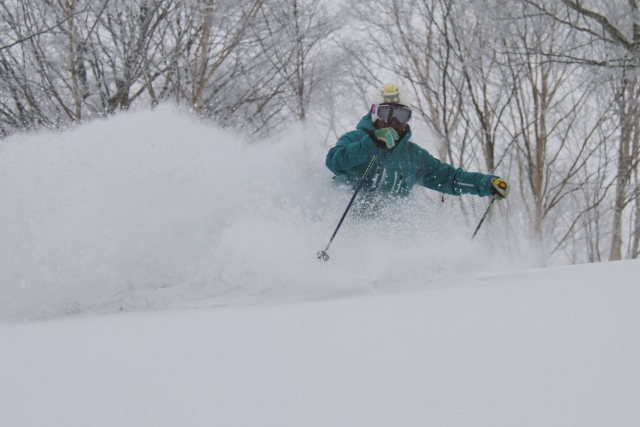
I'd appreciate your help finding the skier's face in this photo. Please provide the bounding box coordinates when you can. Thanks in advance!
[375,117,407,134]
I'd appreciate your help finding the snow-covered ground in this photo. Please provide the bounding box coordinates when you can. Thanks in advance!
[1,107,639,426]
[2,259,639,426]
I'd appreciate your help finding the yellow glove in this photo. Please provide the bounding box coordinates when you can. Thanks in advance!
[490,177,510,200]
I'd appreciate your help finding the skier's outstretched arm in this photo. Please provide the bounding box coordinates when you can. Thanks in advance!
[416,147,495,197]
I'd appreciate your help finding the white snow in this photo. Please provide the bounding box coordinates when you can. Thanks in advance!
[2,259,640,426]
[1,107,639,426]
[0,105,515,322]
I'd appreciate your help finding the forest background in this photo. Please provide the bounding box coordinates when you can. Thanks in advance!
[1,0,639,266]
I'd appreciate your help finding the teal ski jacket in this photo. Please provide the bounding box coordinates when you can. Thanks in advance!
[326,113,496,197]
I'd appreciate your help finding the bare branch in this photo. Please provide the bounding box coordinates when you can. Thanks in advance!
[0,4,90,51]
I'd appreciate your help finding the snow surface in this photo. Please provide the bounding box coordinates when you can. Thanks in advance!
[1,107,639,426]
[2,259,640,426]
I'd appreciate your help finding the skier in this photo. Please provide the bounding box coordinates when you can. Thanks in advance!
[325,83,510,207]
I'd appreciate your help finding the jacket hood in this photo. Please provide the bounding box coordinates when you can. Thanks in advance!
[356,112,412,149]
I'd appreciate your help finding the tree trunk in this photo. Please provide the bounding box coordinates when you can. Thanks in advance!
[631,184,640,259]
[65,0,82,121]
[609,77,638,260]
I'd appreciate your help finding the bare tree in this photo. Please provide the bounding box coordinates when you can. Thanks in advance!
[521,0,640,260]
[0,0,294,134]
[0,0,92,126]
[173,0,264,113]
[258,0,342,122]
[88,0,169,113]
[501,4,612,259]
[631,172,640,258]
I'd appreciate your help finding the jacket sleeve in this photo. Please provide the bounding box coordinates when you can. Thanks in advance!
[326,130,378,175]
[415,146,495,197]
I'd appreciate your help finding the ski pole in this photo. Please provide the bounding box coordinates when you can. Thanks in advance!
[471,196,495,241]
[318,146,382,261]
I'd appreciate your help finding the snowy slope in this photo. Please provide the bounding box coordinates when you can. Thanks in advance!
[1,259,639,427]
[1,107,639,426]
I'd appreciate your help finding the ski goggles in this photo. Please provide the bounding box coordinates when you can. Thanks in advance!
[371,104,412,124]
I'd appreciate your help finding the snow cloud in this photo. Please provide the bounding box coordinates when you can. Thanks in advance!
[0,106,517,322]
